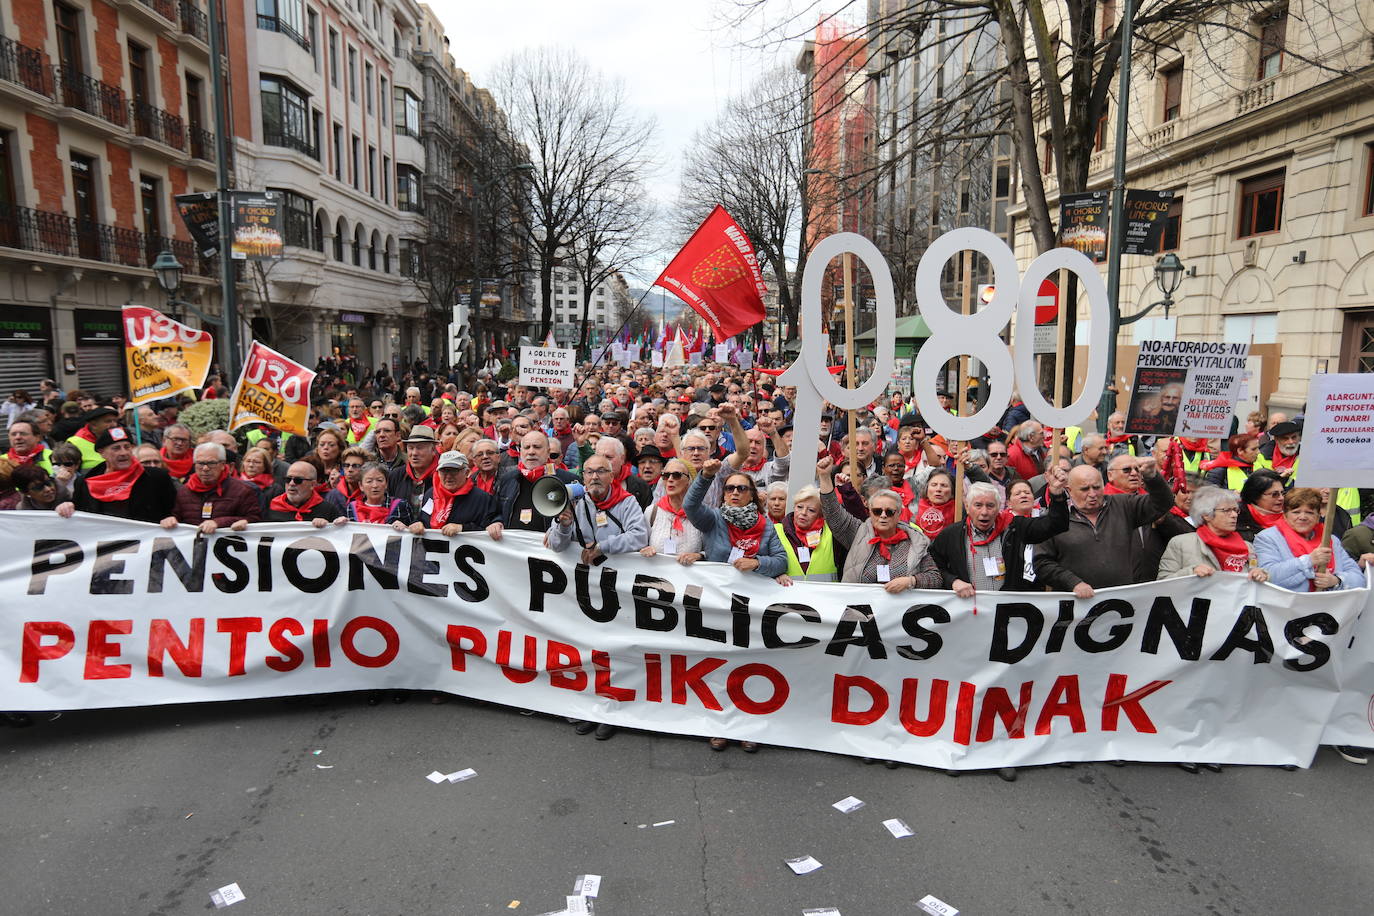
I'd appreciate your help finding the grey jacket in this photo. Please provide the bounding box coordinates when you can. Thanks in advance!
[1032,472,1174,589]
[546,490,648,556]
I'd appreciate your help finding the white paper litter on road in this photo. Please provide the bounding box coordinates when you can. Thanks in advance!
[651,820,674,827]
[917,893,959,915]
[209,883,246,908]
[786,855,823,875]
[831,796,865,813]
[425,771,447,784]
[566,895,592,915]
[446,768,477,783]
[803,909,842,915]
[883,818,914,838]
[315,764,334,769]
[573,875,602,897]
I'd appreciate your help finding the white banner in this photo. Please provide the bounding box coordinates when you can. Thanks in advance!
[5,514,1371,769]
[517,346,575,388]
[1125,340,1250,438]
[1298,373,1374,488]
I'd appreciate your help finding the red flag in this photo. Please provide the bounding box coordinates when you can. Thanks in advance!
[654,206,768,340]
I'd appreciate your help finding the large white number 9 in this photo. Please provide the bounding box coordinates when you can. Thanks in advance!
[1013,248,1111,428]
[781,233,895,501]
[911,228,1018,442]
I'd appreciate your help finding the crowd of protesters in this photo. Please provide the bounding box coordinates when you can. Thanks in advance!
[2,357,1371,773]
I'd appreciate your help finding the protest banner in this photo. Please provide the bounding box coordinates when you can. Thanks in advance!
[714,344,730,363]
[121,305,214,405]
[518,346,575,388]
[4,514,1368,769]
[1296,373,1374,489]
[1125,340,1250,437]
[229,191,284,261]
[227,341,315,436]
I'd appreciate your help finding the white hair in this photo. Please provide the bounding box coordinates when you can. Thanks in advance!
[966,481,1004,509]
[193,441,226,461]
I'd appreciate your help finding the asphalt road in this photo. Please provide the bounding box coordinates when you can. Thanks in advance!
[3,695,1372,916]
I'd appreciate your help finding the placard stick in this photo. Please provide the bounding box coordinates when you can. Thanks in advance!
[1050,267,1069,467]
[954,249,972,523]
[843,252,859,482]
[1320,494,1340,551]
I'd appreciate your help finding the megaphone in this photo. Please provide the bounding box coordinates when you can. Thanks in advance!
[531,475,585,517]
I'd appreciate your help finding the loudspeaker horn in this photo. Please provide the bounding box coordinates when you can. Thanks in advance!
[531,475,570,518]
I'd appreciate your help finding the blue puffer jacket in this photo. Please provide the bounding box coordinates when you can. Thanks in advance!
[683,470,788,578]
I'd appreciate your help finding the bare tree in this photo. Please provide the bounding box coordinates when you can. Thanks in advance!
[489,47,658,338]
[569,185,657,354]
[675,68,811,342]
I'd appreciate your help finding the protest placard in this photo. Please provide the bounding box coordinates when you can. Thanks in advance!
[517,346,575,388]
[227,341,315,436]
[122,305,214,405]
[1125,340,1250,437]
[1296,373,1374,488]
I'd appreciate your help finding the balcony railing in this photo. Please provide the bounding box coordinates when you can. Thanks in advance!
[134,0,178,22]
[131,99,186,150]
[180,1,209,42]
[1237,75,1278,115]
[54,67,128,127]
[0,203,212,276]
[190,125,214,160]
[263,129,318,159]
[0,35,51,97]
[256,14,311,53]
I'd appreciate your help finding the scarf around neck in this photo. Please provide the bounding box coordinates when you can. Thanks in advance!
[1197,525,1248,572]
[85,461,145,502]
[186,465,231,493]
[723,507,765,557]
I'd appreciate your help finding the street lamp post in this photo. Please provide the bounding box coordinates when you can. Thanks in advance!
[468,162,533,374]
[1121,252,1187,326]
[152,246,225,330]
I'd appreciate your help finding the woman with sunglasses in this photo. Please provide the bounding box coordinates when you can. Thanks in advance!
[49,443,82,488]
[9,464,68,511]
[640,458,703,563]
[684,457,789,753]
[817,455,942,590]
[334,447,370,502]
[311,427,346,492]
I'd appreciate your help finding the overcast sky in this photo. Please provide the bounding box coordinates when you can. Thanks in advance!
[429,0,849,280]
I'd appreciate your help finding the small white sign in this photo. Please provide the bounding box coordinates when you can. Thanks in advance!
[425,770,446,784]
[786,855,823,875]
[566,895,591,916]
[1032,323,1058,355]
[882,818,914,838]
[714,344,729,362]
[831,796,865,813]
[917,893,959,916]
[210,883,246,908]
[518,346,576,389]
[1298,373,1374,488]
[446,767,477,783]
[573,875,602,897]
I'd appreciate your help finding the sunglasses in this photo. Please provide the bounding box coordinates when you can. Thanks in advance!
[661,471,688,480]
[870,506,899,518]
[342,462,365,469]
[54,460,78,468]
[284,475,316,485]
[723,483,751,494]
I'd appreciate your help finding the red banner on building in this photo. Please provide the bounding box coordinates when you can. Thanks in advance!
[654,206,768,340]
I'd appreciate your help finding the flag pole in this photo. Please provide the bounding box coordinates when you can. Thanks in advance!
[564,285,658,403]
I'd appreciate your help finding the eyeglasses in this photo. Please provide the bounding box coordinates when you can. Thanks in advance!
[193,460,223,467]
[166,436,191,444]
[661,471,687,480]
[988,451,1007,457]
[1213,506,1241,514]
[723,483,751,493]
[284,475,316,485]
[698,425,718,432]
[54,460,77,468]
[342,462,365,469]
[584,468,612,476]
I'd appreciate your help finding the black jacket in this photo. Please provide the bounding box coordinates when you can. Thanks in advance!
[416,484,500,529]
[928,492,1070,592]
[72,464,178,523]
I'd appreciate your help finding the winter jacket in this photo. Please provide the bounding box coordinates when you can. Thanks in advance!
[928,492,1070,591]
[1031,471,1174,590]
[682,471,787,577]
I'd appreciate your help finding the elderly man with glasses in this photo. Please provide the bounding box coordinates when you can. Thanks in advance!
[168,442,261,534]
[263,461,341,524]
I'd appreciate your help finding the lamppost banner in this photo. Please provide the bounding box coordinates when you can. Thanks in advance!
[1122,190,1177,256]
[1058,190,1109,262]
[229,191,284,261]
[175,192,221,258]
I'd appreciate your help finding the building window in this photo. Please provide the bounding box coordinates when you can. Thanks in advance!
[380,77,388,122]
[307,8,319,71]
[348,47,357,101]
[1365,144,1374,217]
[260,76,315,157]
[1237,169,1284,238]
[351,136,360,188]
[382,154,391,204]
[1100,0,1117,39]
[1161,196,1183,251]
[256,0,310,52]
[364,61,373,113]
[333,217,345,260]
[1094,107,1108,152]
[396,89,420,137]
[271,187,314,248]
[1160,62,1183,122]
[328,29,339,87]
[352,225,363,266]
[1256,6,1287,80]
[1041,133,1053,175]
[140,175,162,248]
[332,123,343,181]
[367,145,376,196]
[396,165,422,212]
[399,238,415,276]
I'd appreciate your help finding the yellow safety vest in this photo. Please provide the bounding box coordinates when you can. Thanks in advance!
[775,522,838,581]
[1252,452,1297,476]
[345,415,377,444]
[1064,426,1083,451]
[1337,487,1361,524]
[1225,465,1249,492]
[68,434,101,470]
[1181,449,1206,475]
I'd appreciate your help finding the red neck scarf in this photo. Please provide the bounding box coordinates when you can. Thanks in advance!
[186,465,231,494]
[429,475,472,527]
[335,478,361,501]
[1272,449,1297,471]
[614,461,632,485]
[1249,505,1283,529]
[518,462,546,483]
[1103,483,1135,495]
[405,456,439,484]
[655,494,686,532]
[726,512,766,557]
[1275,516,1334,589]
[1197,525,1250,573]
[472,469,497,494]
[349,417,371,440]
[891,480,915,506]
[868,530,907,562]
[1169,505,1191,520]
[73,425,97,443]
[1206,452,1252,471]
[1179,438,1210,453]
[1106,434,1132,445]
[592,481,632,512]
[742,454,767,473]
[794,511,824,540]
[352,497,391,524]
[6,444,43,465]
[967,510,1015,553]
[914,498,955,537]
[269,490,323,520]
[904,451,925,470]
[241,471,276,489]
[659,447,677,459]
[161,446,194,479]
[85,461,145,502]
